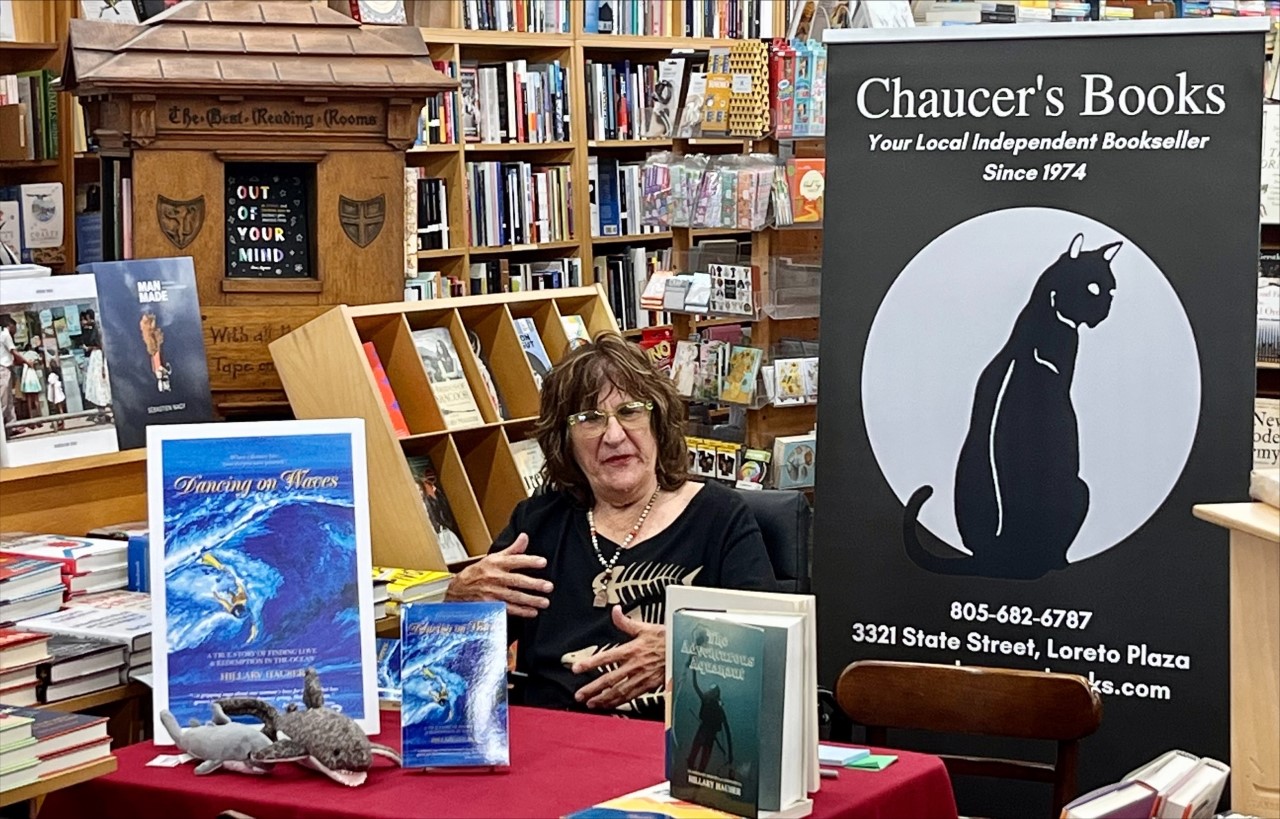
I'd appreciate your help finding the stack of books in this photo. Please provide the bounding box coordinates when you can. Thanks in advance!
[1062,749,1231,818]
[0,629,50,707]
[0,553,64,626]
[0,705,111,794]
[36,636,130,704]
[0,534,128,599]
[16,589,151,700]
[372,567,452,617]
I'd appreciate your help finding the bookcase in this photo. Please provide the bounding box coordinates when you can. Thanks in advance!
[269,285,620,571]
[396,0,819,456]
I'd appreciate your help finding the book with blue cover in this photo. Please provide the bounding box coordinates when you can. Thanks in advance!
[84,257,213,450]
[400,601,508,768]
[146,419,378,743]
[376,638,401,702]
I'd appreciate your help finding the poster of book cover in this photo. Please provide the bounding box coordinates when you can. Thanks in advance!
[400,601,508,768]
[146,419,378,742]
[815,20,1266,811]
[0,274,118,467]
[85,257,213,450]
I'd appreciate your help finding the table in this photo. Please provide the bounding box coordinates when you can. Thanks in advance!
[39,706,958,819]
[1192,502,1279,819]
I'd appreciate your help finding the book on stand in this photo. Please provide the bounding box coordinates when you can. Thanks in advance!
[405,454,470,566]
[146,419,378,741]
[400,600,509,768]
[411,327,485,429]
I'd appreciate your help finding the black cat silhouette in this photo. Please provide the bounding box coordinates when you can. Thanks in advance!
[903,233,1120,580]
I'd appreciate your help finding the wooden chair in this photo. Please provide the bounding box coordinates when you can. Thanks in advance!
[835,660,1102,817]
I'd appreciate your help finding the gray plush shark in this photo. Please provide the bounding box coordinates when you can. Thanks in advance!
[218,668,401,787]
[159,703,274,775]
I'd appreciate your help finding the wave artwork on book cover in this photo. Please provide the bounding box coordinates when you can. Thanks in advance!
[401,602,508,768]
[159,432,365,726]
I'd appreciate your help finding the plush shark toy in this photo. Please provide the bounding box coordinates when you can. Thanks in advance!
[219,668,401,787]
[159,703,274,775]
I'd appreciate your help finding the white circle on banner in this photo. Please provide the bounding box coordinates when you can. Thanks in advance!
[861,207,1200,569]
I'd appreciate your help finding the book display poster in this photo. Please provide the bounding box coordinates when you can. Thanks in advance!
[815,21,1265,812]
[224,163,313,278]
[88,257,214,449]
[146,419,378,741]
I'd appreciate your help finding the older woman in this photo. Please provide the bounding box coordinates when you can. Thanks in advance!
[445,333,778,716]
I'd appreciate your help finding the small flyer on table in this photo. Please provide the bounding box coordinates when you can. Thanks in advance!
[146,419,378,741]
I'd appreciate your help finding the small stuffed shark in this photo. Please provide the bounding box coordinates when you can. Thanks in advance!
[159,703,274,776]
[219,668,402,787]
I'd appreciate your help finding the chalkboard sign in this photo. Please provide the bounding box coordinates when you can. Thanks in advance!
[224,162,314,278]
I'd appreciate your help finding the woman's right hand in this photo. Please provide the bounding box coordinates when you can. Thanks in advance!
[444,533,553,618]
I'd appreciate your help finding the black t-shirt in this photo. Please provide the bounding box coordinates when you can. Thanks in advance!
[490,480,779,717]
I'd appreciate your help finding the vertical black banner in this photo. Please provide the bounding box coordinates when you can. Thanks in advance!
[816,23,1264,815]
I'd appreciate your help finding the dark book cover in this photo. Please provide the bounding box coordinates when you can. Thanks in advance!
[400,601,508,767]
[405,454,469,565]
[668,611,763,819]
[85,257,213,449]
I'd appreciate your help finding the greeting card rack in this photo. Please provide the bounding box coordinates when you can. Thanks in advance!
[269,285,620,570]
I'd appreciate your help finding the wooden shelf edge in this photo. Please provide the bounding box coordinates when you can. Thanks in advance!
[39,682,151,714]
[421,28,573,47]
[0,756,118,809]
[1192,502,1280,544]
[591,231,673,245]
[468,240,579,254]
[416,248,466,259]
[466,141,575,152]
[343,285,602,317]
[0,448,146,485]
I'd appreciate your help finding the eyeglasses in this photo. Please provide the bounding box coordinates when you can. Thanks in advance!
[566,400,654,438]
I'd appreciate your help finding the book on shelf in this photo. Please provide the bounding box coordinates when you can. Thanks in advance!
[371,566,453,606]
[0,704,110,789]
[462,0,570,33]
[406,169,451,251]
[37,635,127,685]
[363,342,410,438]
[566,782,738,819]
[583,0,673,35]
[509,438,546,497]
[1,535,127,580]
[411,327,485,429]
[17,589,151,653]
[467,330,508,420]
[83,257,215,450]
[0,555,62,604]
[1259,273,1279,364]
[513,317,552,389]
[0,629,50,671]
[685,0,776,37]
[463,58,570,145]
[0,274,121,467]
[1063,749,1230,819]
[1257,398,1280,469]
[465,161,574,247]
[405,454,471,566]
[772,433,816,491]
[39,665,121,703]
[467,257,583,295]
[400,600,509,768]
[561,315,591,350]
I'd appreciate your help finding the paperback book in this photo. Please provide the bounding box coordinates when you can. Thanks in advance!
[405,454,470,565]
[513,318,552,390]
[146,419,378,741]
[400,601,509,768]
[84,257,214,449]
[0,274,119,467]
[411,327,484,429]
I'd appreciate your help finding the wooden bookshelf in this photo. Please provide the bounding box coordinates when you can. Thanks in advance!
[0,449,147,535]
[269,285,621,570]
[0,756,117,809]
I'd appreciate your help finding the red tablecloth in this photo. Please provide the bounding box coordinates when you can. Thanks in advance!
[39,707,957,819]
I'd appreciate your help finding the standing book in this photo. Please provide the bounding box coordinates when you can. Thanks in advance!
[400,601,508,768]
[668,609,807,818]
[0,274,119,467]
[410,327,484,429]
[146,419,378,741]
[405,454,469,565]
[84,257,214,450]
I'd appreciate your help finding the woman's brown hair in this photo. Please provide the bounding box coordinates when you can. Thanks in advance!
[533,332,687,505]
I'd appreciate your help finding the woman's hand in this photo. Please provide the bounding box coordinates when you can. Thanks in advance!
[572,606,665,710]
[444,533,553,618]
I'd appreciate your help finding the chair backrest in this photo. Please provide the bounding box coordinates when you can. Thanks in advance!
[734,488,812,593]
[836,660,1102,817]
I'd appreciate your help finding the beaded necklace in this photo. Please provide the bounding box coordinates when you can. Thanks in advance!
[587,488,660,608]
